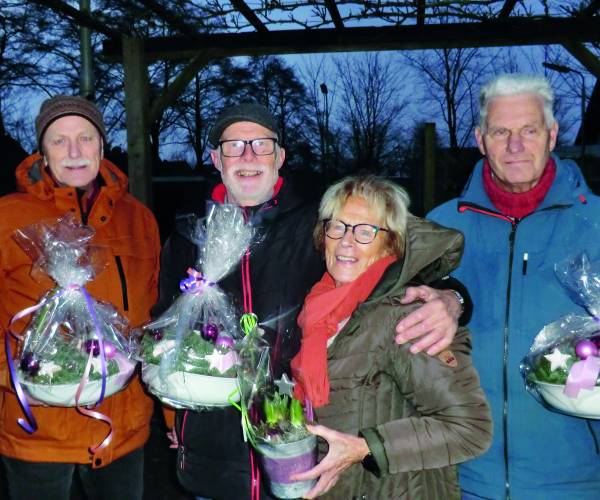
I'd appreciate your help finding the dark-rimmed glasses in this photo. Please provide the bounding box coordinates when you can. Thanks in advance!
[323,219,389,244]
[219,138,278,157]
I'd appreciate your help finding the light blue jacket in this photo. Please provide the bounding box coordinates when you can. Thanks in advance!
[430,156,600,500]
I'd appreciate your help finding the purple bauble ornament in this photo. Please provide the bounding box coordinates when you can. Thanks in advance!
[575,339,598,359]
[202,323,219,342]
[215,335,234,351]
[20,351,41,376]
[103,342,117,360]
[20,351,34,371]
[152,330,164,341]
[85,339,101,357]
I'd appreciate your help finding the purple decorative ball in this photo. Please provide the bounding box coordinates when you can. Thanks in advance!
[575,339,598,359]
[85,339,101,357]
[202,323,219,342]
[215,335,234,350]
[152,330,164,341]
[103,342,117,360]
[20,351,40,376]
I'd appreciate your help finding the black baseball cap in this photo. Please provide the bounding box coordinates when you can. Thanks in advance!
[209,103,279,147]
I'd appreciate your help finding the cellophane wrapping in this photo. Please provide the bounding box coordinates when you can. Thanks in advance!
[521,252,600,418]
[13,215,134,407]
[139,203,254,409]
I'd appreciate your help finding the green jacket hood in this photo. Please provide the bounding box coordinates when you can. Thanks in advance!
[368,215,464,303]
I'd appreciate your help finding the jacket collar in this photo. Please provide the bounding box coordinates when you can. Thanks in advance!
[211,176,284,205]
[14,153,129,225]
[460,154,589,211]
[210,176,306,224]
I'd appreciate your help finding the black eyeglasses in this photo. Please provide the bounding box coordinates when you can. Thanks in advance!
[323,219,389,244]
[219,138,278,157]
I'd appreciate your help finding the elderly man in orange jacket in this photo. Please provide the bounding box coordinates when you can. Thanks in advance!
[0,95,160,499]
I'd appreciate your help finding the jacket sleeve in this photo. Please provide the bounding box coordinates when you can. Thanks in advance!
[360,327,492,475]
[429,275,473,325]
[147,211,161,309]
[0,249,13,393]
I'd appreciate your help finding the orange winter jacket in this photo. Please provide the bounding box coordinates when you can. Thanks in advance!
[0,153,160,467]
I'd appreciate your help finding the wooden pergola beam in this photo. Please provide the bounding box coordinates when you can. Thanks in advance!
[31,0,123,39]
[122,37,152,206]
[563,41,600,80]
[577,81,600,144]
[582,0,600,16]
[325,0,344,29]
[102,17,600,63]
[416,0,425,26]
[230,0,268,33]
[498,0,518,18]
[148,52,210,123]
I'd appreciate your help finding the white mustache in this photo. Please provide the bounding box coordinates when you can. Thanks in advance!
[61,159,91,168]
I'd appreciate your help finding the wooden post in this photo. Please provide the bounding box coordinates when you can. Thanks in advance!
[122,36,153,208]
[79,0,94,100]
[423,123,436,214]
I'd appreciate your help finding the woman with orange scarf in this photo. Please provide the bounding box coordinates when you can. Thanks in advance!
[290,176,492,499]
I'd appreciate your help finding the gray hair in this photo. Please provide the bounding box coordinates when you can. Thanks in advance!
[479,74,555,132]
[314,175,410,258]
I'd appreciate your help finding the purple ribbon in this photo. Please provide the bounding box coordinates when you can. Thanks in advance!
[5,284,109,436]
[564,356,600,398]
[79,286,107,407]
[5,334,37,433]
[304,397,314,422]
[260,450,316,484]
[179,268,215,293]
[5,291,68,434]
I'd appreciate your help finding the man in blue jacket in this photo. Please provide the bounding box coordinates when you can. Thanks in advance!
[420,73,600,499]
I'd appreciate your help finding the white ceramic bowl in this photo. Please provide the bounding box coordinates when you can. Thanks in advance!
[142,364,240,409]
[535,381,600,419]
[21,361,135,407]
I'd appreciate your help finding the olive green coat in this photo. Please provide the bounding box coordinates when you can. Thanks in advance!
[315,216,492,500]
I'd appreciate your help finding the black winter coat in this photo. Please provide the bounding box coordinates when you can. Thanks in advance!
[152,178,325,499]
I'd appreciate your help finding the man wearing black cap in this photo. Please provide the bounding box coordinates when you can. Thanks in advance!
[0,95,160,499]
[154,102,469,499]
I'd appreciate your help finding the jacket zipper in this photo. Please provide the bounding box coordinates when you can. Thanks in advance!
[460,202,517,499]
[76,192,88,225]
[503,222,517,499]
[586,420,600,454]
[459,201,576,499]
[179,410,189,470]
[114,256,129,312]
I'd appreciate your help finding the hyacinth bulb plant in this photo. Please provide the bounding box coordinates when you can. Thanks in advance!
[257,392,311,445]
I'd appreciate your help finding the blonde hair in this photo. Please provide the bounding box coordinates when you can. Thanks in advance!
[314,175,410,257]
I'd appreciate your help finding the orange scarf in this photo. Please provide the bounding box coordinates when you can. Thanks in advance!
[291,255,397,408]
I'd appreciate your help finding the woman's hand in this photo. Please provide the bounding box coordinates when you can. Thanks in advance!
[395,286,461,355]
[290,424,370,499]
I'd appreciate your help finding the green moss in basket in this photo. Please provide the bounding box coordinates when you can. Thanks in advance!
[23,342,119,385]
[255,393,311,445]
[141,329,237,377]
[530,346,577,385]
